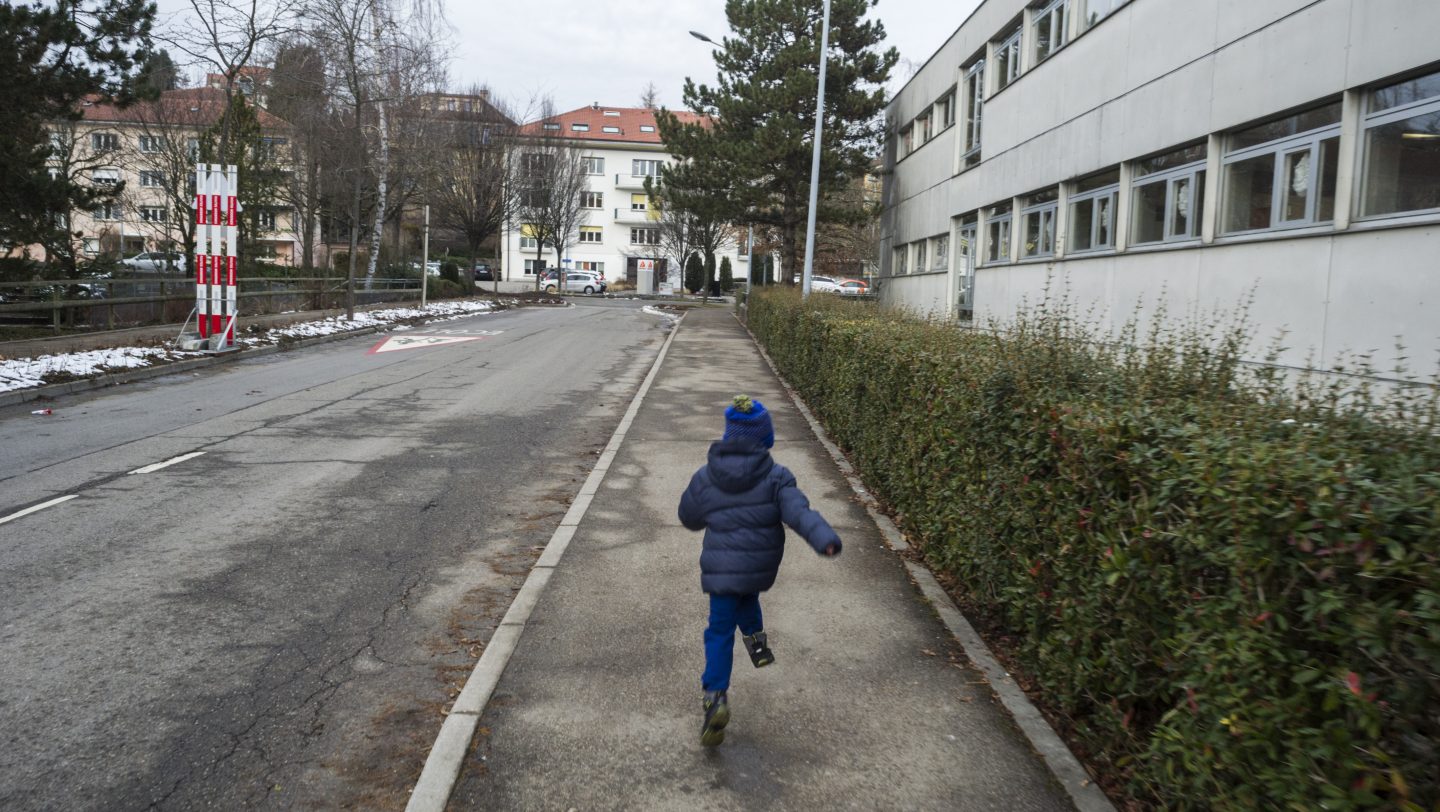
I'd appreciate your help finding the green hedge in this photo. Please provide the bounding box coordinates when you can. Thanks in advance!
[748,289,1440,810]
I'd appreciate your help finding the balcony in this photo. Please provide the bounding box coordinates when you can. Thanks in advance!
[613,173,657,191]
[613,207,657,224]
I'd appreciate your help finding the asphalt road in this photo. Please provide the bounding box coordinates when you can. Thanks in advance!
[0,298,672,810]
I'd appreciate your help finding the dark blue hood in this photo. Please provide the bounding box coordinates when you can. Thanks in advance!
[706,439,775,493]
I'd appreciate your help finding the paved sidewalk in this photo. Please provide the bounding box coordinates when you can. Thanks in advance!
[445,307,1073,810]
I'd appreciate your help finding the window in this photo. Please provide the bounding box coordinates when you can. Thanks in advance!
[139,170,165,188]
[583,156,605,175]
[1068,169,1119,252]
[83,238,100,254]
[542,123,561,131]
[914,239,927,270]
[1020,189,1058,258]
[639,125,655,133]
[893,246,909,275]
[187,138,200,160]
[940,90,956,129]
[1361,68,1440,219]
[580,191,603,208]
[630,227,660,245]
[1131,144,1207,244]
[933,233,949,269]
[993,25,1022,91]
[957,214,978,268]
[1080,0,1125,30]
[256,137,286,160]
[576,261,605,272]
[917,114,932,144]
[579,226,603,244]
[520,223,540,250]
[524,259,543,274]
[602,126,621,133]
[92,168,120,186]
[139,135,163,153]
[604,110,621,117]
[961,60,985,167]
[140,206,167,223]
[93,201,121,220]
[571,123,590,132]
[901,126,915,156]
[91,132,119,152]
[632,159,663,177]
[985,202,1013,263]
[1032,0,1070,64]
[631,193,649,211]
[256,210,276,231]
[1221,103,1341,234]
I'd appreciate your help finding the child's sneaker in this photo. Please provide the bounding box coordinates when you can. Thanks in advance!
[743,631,774,668]
[701,691,730,746]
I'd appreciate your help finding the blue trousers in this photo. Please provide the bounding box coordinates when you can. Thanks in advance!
[702,593,764,692]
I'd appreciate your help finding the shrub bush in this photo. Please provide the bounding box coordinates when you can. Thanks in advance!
[748,288,1440,810]
[720,256,734,292]
[685,253,704,294]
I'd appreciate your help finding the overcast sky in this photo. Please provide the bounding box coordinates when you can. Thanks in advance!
[159,0,982,118]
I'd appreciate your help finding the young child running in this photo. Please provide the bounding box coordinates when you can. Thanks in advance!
[677,395,841,746]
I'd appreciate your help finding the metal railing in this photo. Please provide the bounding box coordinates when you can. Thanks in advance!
[0,276,423,334]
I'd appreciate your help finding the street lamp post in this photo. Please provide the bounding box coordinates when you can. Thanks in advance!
[800,0,832,300]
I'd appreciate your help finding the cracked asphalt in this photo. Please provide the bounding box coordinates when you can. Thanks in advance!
[0,298,670,810]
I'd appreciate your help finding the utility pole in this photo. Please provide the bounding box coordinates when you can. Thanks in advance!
[421,204,430,307]
[801,0,832,299]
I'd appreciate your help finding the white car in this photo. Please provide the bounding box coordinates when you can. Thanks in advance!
[544,271,606,294]
[120,251,186,273]
[809,275,841,293]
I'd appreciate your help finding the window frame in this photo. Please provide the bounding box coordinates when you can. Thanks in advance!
[580,190,603,209]
[632,159,663,178]
[138,135,163,153]
[914,238,927,270]
[1066,179,1119,254]
[961,60,985,166]
[933,232,949,270]
[1019,193,1059,259]
[91,132,120,152]
[1130,156,1206,246]
[1358,70,1440,221]
[1032,0,1070,65]
[582,156,605,175]
[630,227,660,245]
[578,226,603,244]
[139,170,165,188]
[1221,116,1341,235]
[993,26,1023,92]
[140,206,168,223]
[984,204,1013,265]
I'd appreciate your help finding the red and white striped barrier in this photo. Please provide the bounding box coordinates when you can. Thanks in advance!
[193,163,240,347]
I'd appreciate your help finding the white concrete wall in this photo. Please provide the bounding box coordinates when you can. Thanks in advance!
[881,0,1440,371]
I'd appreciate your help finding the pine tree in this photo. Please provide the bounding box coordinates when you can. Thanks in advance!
[666,0,895,283]
[684,252,704,294]
[0,0,155,264]
[720,256,734,292]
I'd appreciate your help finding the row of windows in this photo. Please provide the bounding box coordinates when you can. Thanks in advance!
[79,132,284,158]
[89,204,284,230]
[520,226,660,249]
[577,157,666,177]
[578,191,654,210]
[891,68,1440,272]
[898,0,1131,163]
[521,260,608,274]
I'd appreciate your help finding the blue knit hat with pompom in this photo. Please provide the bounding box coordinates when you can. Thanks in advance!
[723,395,774,448]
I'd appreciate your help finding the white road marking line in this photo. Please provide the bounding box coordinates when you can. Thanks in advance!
[129,451,207,475]
[0,495,79,526]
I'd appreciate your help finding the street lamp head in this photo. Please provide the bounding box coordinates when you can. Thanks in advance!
[689,30,715,44]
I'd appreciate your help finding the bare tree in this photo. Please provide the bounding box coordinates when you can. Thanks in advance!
[163,0,296,156]
[268,39,331,270]
[127,86,217,268]
[428,86,518,294]
[639,82,660,110]
[44,118,132,279]
[508,101,590,292]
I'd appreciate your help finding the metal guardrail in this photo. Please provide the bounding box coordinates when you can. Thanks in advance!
[0,276,422,333]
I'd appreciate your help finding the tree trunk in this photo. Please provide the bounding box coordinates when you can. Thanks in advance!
[366,93,390,289]
[346,171,361,319]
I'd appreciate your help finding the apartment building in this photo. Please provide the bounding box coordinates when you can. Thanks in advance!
[880,0,1440,372]
[45,71,302,265]
[502,105,744,286]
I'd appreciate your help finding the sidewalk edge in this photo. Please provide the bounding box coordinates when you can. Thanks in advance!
[735,313,1117,812]
[403,314,686,812]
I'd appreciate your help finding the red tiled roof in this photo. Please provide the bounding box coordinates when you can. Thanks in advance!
[78,87,288,129]
[518,105,708,144]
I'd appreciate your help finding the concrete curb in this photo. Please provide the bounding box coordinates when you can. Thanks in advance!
[0,304,518,410]
[735,314,1117,812]
[403,312,686,812]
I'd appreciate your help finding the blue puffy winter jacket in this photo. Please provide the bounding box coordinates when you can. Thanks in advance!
[677,438,841,595]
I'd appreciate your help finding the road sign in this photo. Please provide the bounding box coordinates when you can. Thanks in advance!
[367,335,489,354]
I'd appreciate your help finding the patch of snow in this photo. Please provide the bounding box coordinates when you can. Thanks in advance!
[0,300,503,395]
[641,305,680,322]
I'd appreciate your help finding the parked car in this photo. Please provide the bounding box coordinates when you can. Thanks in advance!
[836,279,870,295]
[544,271,606,294]
[120,251,186,273]
[809,275,842,293]
[474,263,494,282]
